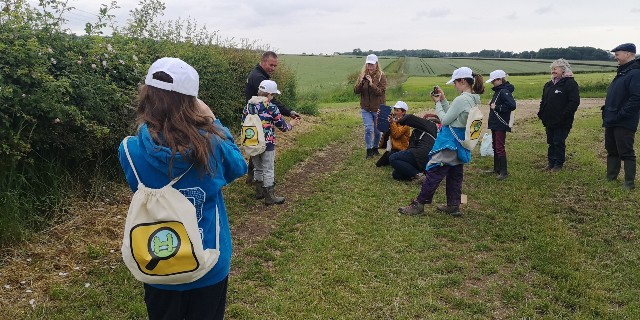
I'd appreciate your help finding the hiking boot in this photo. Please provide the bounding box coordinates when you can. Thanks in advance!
[398,200,425,216]
[254,180,265,200]
[436,204,462,217]
[264,185,285,205]
[409,172,426,185]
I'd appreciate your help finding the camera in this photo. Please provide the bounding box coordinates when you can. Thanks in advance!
[430,86,440,96]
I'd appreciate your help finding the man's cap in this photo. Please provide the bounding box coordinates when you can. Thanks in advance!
[145,57,199,97]
[486,70,507,83]
[611,43,636,53]
[446,67,473,84]
[365,54,378,64]
[393,101,409,111]
[258,80,281,94]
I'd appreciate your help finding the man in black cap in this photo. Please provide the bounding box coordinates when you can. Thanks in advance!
[602,43,640,189]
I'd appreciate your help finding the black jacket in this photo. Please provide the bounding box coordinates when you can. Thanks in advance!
[602,59,640,132]
[244,64,292,116]
[488,82,516,132]
[538,77,580,129]
[398,114,439,170]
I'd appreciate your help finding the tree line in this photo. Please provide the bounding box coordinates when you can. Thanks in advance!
[346,46,613,61]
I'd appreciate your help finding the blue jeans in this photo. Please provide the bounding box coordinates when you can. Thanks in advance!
[545,127,571,168]
[361,109,381,149]
[390,150,420,180]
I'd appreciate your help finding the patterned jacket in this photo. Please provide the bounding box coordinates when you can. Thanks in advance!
[242,96,292,151]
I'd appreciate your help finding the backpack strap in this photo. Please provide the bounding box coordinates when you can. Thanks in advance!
[122,136,192,187]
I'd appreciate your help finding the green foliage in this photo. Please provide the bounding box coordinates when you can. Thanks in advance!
[0,0,285,243]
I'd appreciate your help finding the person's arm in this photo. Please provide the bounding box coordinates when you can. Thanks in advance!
[368,74,387,96]
[435,98,452,122]
[212,119,248,184]
[269,104,293,132]
[565,79,581,116]
[354,76,366,94]
[620,73,640,120]
[398,114,433,132]
[496,90,516,112]
[439,96,467,126]
[271,98,300,119]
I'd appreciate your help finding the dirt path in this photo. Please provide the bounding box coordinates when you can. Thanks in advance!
[0,98,604,315]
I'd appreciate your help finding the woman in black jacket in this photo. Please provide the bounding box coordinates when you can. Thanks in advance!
[389,113,440,181]
[537,59,580,171]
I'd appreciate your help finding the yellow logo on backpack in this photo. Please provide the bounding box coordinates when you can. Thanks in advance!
[129,221,199,276]
[241,111,266,156]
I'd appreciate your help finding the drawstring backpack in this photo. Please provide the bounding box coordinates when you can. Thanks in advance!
[121,136,220,285]
[450,93,484,150]
[241,104,266,156]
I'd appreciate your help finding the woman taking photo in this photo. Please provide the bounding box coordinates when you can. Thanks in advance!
[119,57,247,319]
[398,67,484,217]
[354,54,387,159]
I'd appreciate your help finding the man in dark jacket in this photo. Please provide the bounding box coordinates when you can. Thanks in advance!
[538,58,580,171]
[244,51,301,184]
[602,43,640,190]
[389,114,440,181]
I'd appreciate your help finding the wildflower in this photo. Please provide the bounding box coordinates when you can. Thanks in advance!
[53,118,61,124]
[91,64,97,69]
[104,53,109,59]
[119,60,124,64]
[102,61,107,68]
[47,48,52,53]
[106,44,113,52]
[77,60,82,65]
[132,55,138,61]
[50,58,57,65]
[29,299,36,309]
[22,94,26,97]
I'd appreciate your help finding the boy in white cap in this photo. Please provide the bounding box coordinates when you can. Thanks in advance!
[243,80,299,204]
[376,101,411,167]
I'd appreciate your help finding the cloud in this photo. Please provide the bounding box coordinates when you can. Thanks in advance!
[506,12,517,20]
[631,8,640,12]
[413,8,451,21]
[534,5,553,15]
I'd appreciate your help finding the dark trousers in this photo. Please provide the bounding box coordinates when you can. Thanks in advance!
[545,127,571,168]
[416,164,464,206]
[390,150,421,180]
[605,127,636,161]
[491,130,507,157]
[144,277,228,320]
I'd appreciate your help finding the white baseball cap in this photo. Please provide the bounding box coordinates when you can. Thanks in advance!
[258,80,281,94]
[445,67,473,84]
[365,54,378,64]
[145,57,199,97]
[393,101,409,111]
[486,70,507,83]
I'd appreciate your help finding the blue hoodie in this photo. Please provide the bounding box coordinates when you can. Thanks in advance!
[118,120,247,291]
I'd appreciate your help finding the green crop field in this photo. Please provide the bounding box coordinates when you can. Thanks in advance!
[280,54,396,92]
[403,57,617,77]
[396,73,615,101]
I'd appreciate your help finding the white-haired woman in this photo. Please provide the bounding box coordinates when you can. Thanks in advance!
[354,54,387,159]
[537,58,580,171]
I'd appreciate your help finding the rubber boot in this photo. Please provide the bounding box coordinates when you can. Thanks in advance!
[254,181,265,200]
[366,148,373,159]
[484,157,498,175]
[623,159,636,190]
[606,156,621,181]
[264,185,285,205]
[497,156,508,180]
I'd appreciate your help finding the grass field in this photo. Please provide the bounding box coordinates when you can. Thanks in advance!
[395,73,615,102]
[280,54,396,93]
[403,57,617,77]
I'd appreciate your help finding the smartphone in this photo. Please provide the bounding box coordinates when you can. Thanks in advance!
[430,86,440,96]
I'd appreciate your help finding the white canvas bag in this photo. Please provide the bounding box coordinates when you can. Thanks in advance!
[450,94,484,150]
[121,137,220,285]
[241,104,266,156]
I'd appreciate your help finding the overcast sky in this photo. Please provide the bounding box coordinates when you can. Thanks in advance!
[60,0,640,54]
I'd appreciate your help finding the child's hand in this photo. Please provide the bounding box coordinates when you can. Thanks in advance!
[290,118,300,127]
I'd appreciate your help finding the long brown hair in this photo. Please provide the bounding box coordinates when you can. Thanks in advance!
[460,73,486,94]
[136,72,225,177]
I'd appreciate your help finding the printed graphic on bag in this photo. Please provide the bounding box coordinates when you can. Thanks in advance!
[242,126,259,146]
[130,221,199,276]
[469,119,482,140]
